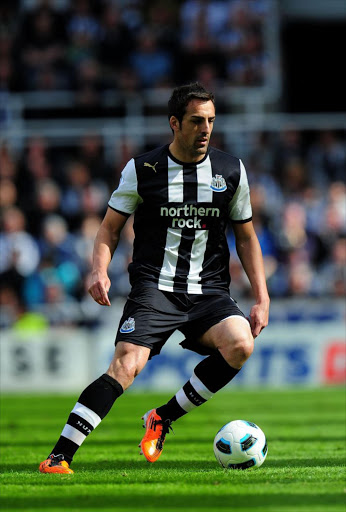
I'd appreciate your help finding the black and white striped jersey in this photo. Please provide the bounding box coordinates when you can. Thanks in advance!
[108,144,252,294]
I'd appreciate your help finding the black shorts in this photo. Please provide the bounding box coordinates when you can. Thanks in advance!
[115,286,246,359]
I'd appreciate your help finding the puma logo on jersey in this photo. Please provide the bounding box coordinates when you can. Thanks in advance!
[144,162,158,172]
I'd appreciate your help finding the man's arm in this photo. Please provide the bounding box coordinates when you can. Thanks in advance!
[231,220,270,338]
[88,208,128,306]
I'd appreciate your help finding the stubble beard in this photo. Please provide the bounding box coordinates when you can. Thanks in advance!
[174,131,209,161]
[193,141,209,157]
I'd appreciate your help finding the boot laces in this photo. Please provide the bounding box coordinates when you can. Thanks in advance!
[153,419,173,450]
[49,454,65,465]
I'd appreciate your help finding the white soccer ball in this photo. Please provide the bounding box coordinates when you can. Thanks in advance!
[213,420,268,470]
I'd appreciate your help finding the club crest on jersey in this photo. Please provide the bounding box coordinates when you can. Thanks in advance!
[120,317,135,333]
[210,174,227,192]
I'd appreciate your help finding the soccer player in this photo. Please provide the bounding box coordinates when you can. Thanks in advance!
[39,82,270,474]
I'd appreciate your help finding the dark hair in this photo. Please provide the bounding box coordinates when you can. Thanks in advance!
[168,82,215,124]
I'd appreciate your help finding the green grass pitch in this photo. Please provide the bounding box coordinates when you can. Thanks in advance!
[1,388,345,512]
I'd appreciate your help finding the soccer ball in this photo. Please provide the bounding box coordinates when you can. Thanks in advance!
[213,420,268,470]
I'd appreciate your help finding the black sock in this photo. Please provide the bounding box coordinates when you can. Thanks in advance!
[50,374,123,464]
[156,351,240,422]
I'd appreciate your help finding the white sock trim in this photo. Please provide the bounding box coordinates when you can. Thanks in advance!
[190,372,214,401]
[61,425,86,446]
[72,402,102,429]
[175,388,196,412]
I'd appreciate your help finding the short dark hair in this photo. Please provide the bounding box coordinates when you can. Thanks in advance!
[168,82,215,124]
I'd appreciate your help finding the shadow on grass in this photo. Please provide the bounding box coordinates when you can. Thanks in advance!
[2,437,214,447]
[1,460,217,474]
[267,435,346,442]
[2,433,346,449]
[0,492,344,510]
[1,456,345,475]
[264,457,345,468]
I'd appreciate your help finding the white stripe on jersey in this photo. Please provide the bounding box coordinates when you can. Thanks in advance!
[158,227,181,291]
[167,157,184,202]
[159,156,214,293]
[196,156,213,202]
[187,157,212,292]
[187,230,209,294]
[108,159,141,215]
[228,159,252,221]
[159,158,184,291]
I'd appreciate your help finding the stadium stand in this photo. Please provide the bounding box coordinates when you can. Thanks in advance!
[0,0,345,328]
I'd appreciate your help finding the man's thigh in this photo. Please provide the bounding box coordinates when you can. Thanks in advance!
[199,315,252,350]
[199,315,254,368]
[179,293,248,355]
[188,293,246,333]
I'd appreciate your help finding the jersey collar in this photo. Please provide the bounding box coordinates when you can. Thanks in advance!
[166,144,210,166]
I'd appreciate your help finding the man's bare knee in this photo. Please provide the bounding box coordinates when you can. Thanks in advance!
[232,335,254,362]
[219,332,254,368]
[107,358,136,382]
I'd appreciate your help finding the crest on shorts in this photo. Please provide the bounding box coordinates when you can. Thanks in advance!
[120,317,135,333]
[210,174,227,192]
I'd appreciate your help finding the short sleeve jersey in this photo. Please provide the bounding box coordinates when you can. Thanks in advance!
[108,144,252,294]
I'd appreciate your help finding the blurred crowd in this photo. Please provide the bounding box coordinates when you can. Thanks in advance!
[0,128,345,329]
[0,0,345,329]
[1,0,270,99]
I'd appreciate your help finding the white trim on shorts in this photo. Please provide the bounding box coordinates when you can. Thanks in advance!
[220,314,250,325]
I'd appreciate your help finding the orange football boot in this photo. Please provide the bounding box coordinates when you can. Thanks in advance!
[140,409,173,463]
[39,454,74,474]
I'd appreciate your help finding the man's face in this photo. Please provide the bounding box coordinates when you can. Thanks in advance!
[171,99,215,161]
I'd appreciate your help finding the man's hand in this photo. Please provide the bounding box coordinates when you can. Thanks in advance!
[88,271,111,306]
[249,301,269,339]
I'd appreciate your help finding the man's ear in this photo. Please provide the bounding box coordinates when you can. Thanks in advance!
[169,116,180,133]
